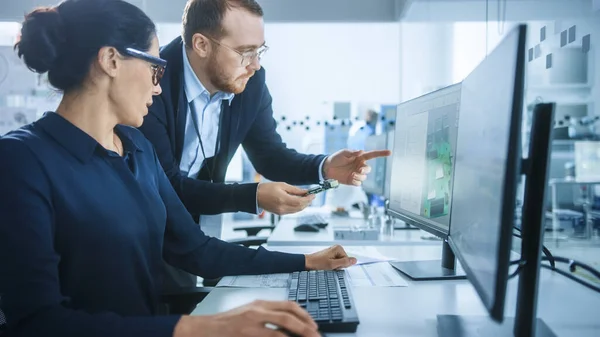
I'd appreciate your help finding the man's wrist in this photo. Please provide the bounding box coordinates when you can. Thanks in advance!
[255,183,262,214]
[319,157,329,181]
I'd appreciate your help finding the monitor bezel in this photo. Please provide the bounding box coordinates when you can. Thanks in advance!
[388,83,462,239]
[383,130,395,200]
[447,24,527,322]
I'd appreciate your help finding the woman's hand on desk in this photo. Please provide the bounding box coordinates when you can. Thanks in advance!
[173,300,321,337]
[305,245,358,271]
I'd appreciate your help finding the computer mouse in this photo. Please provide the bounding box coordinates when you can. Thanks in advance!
[294,223,321,232]
[314,222,328,229]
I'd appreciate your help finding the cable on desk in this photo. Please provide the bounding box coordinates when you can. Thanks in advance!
[508,258,600,293]
[541,264,600,294]
[513,227,556,268]
[509,227,600,290]
[512,226,599,280]
[543,256,600,280]
[508,259,526,280]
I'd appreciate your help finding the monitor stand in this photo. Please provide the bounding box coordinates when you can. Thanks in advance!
[390,217,420,231]
[436,315,557,337]
[388,240,466,281]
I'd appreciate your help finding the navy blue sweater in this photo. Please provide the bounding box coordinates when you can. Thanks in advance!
[0,112,305,337]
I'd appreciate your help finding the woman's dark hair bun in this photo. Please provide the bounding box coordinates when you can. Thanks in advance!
[15,7,66,74]
[14,0,156,92]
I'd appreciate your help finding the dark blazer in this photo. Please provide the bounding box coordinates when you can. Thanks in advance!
[139,37,326,219]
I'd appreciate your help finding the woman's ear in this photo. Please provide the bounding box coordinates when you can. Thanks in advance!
[97,46,120,79]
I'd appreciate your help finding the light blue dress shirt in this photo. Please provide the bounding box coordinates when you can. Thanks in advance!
[179,44,234,178]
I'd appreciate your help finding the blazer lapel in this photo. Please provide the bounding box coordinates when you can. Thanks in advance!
[175,82,187,163]
[171,42,186,163]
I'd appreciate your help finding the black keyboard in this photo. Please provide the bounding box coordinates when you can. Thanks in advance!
[296,214,328,228]
[287,270,360,333]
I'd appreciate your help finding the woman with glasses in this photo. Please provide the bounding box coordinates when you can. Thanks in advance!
[0,1,352,336]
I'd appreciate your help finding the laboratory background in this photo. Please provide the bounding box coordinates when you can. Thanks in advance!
[1,0,599,336]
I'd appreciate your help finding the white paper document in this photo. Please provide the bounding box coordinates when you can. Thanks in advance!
[346,246,396,265]
[345,262,408,287]
[216,273,291,288]
[216,261,406,289]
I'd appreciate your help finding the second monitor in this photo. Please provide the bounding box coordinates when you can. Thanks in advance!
[388,82,465,280]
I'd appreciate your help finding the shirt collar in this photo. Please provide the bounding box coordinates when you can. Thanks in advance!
[115,125,144,154]
[181,43,234,106]
[36,112,143,163]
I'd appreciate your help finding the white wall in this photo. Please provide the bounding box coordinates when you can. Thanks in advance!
[452,21,518,83]
[399,22,455,101]
[400,20,518,99]
[262,23,400,116]
[0,22,19,45]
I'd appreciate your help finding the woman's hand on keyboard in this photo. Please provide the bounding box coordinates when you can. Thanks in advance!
[305,245,358,271]
[174,300,321,337]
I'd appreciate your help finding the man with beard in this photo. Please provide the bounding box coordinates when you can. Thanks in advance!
[139,0,390,311]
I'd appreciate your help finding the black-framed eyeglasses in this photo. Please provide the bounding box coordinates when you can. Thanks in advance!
[123,47,167,86]
[206,36,269,67]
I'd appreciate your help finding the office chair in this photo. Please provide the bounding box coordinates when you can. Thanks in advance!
[226,236,268,246]
[0,296,5,335]
[160,286,213,315]
[164,230,271,312]
[232,224,275,237]
[231,213,280,237]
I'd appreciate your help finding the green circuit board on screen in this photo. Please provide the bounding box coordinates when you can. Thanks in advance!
[422,121,453,219]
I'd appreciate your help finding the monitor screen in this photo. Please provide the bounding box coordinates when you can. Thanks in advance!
[388,83,462,238]
[363,134,388,196]
[448,25,526,321]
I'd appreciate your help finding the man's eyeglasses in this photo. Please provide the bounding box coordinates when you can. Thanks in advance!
[123,48,167,86]
[206,37,269,67]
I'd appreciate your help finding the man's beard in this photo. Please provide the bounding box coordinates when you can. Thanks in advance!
[206,54,254,94]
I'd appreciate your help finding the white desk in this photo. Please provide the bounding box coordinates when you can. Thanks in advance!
[267,216,440,246]
[191,245,600,337]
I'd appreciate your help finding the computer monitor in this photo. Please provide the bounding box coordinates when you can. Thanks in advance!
[446,22,526,323]
[439,24,557,336]
[362,133,388,197]
[387,82,464,280]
